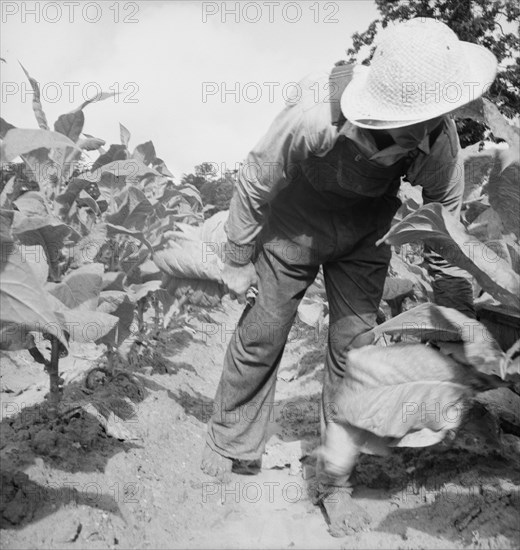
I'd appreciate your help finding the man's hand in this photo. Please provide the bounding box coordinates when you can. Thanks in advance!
[222,261,258,303]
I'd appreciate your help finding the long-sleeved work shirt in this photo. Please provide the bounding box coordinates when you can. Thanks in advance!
[225,68,474,315]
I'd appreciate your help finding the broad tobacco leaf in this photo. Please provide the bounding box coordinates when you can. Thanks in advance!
[1,128,80,162]
[460,143,495,203]
[11,211,72,281]
[132,141,156,166]
[367,302,504,376]
[42,263,118,343]
[389,253,432,300]
[55,179,93,215]
[91,144,128,172]
[73,91,117,113]
[91,159,160,184]
[455,98,520,145]
[13,244,49,287]
[333,343,471,442]
[102,271,125,291]
[120,248,151,282]
[152,157,174,178]
[382,277,414,301]
[0,210,14,253]
[93,171,127,213]
[127,258,162,285]
[54,110,85,143]
[0,117,15,138]
[178,184,203,207]
[487,148,520,238]
[21,148,55,189]
[155,181,183,207]
[46,292,118,344]
[18,63,49,131]
[77,135,105,151]
[68,223,108,268]
[120,123,131,148]
[0,245,68,350]
[503,234,520,274]
[0,177,18,209]
[154,288,177,328]
[105,223,153,253]
[14,191,52,217]
[105,186,154,231]
[76,191,100,215]
[379,203,520,310]
[46,263,104,311]
[126,281,162,303]
[97,290,134,347]
[153,210,228,281]
[164,277,224,308]
[175,200,203,223]
[200,210,228,255]
[154,237,222,281]
[466,207,511,264]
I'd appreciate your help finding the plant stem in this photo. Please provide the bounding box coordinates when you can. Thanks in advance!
[48,336,61,411]
[137,297,146,333]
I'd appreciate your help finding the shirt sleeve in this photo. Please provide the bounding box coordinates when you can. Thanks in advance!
[225,73,334,265]
[407,117,476,318]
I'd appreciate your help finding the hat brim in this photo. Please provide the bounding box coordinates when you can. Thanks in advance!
[341,41,497,130]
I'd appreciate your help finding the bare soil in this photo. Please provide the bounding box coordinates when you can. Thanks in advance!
[1,297,519,549]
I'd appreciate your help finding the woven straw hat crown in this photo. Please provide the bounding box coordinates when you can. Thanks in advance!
[341,18,498,128]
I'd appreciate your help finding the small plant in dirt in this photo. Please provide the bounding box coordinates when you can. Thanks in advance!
[0,63,206,412]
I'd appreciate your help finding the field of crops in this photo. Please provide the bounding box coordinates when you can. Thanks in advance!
[1,65,519,549]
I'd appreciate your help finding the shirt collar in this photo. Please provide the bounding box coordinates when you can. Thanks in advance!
[338,120,431,158]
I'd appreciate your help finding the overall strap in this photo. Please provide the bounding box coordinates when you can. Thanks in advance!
[329,61,354,129]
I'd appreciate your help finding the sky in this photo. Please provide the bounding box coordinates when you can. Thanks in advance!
[0,0,379,179]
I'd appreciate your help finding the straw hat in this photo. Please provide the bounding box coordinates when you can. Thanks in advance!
[341,18,498,129]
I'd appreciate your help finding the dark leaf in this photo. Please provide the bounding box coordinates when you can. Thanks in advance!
[105,223,153,254]
[98,291,135,347]
[105,186,154,231]
[77,135,106,151]
[91,144,128,172]
[18,62,49,130]
[68,223,108,268]
[11,211,72,281]
[0,118,15,139]
[54,111,85,143]
[132,141,156,166]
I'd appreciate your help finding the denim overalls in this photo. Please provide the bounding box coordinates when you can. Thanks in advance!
[205,125,430,475]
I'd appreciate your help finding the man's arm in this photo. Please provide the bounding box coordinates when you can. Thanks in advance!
[225,74,333,266]
[407,117,476,318]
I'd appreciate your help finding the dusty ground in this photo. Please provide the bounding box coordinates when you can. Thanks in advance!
[1,297,519,549]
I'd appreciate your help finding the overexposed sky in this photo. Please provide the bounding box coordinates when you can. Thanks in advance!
[1,0,379,179]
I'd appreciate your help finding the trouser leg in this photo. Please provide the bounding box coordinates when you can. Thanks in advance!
[206,242,319,461]
[317,224,394,489]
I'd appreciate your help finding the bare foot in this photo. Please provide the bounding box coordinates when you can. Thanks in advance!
[200,443,232,481]
[320,487,371,537]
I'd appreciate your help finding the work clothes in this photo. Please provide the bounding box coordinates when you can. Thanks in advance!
[206,69,474,484]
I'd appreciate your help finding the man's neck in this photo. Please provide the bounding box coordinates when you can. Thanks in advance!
[369,130,395,151]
